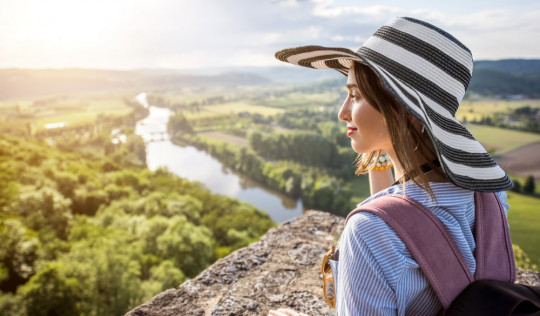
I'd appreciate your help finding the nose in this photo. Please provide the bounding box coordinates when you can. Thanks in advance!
[338,96,351,122]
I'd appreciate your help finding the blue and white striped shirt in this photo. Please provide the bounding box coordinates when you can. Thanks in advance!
[329,181,509,315]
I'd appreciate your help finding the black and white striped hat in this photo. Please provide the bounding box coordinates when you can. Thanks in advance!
[275,17,512,192]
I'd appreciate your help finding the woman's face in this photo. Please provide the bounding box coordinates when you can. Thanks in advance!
[338,64,391,154]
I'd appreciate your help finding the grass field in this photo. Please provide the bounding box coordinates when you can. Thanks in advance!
[0,98,34,109]
[35,108,132,129]
[198,130,248,147]
[457,99,540,122]
[183,102,285,119]
[0,93,134,131]
[466,124,540,155]
[506,191,540,265]
[257,91,340,108]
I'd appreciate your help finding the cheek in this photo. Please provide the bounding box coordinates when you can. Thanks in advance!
[351,105,390,150]
[352,104,384,132]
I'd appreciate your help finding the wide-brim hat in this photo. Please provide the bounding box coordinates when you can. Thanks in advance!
[275,17,512,192]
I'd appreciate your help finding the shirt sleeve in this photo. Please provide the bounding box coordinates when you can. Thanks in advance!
[496,191,510,215]
[336,212,400,316]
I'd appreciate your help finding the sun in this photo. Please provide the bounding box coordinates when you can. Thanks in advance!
[3,0,131,67]
[23,1,115,46]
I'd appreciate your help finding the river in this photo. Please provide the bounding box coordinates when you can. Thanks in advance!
[134,93,304,223]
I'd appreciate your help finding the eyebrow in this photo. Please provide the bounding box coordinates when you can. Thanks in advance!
[346,83,359,90]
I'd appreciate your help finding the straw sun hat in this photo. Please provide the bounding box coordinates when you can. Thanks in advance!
[275,16,512,192]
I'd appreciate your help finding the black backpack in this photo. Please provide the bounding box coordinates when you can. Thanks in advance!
[346,192,540,315]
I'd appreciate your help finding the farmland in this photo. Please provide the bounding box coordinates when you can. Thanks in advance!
[0,92,135,132]
[183,102,285,120]
[457,98,540,122]
[466,124,540,155]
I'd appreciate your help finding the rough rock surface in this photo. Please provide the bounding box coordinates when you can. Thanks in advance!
[126,210,540,316]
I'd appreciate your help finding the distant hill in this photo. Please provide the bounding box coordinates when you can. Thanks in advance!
[1,59,539,100]
[474,59,540,74]
[470,59,540,98]
[0,68,270,100]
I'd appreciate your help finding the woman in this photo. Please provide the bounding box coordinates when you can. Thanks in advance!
[269,17,513,315]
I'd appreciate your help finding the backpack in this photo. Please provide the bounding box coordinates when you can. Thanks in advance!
[345,191,540,315]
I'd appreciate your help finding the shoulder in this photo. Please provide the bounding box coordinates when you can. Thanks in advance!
[341,203,411,287]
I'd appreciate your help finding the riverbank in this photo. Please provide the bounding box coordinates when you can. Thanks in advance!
[168,130,355,217]
[134,99,304,223]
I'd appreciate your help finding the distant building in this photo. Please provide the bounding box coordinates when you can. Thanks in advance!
[45,122,67,129]
[505,94,527,100]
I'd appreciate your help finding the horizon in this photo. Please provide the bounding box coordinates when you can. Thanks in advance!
[2,57,540,72]
[1,0,540,70]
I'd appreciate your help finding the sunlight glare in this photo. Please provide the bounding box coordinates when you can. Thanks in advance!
[16,0,122,51]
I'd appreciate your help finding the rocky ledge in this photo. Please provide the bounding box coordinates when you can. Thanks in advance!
[126,210,539,316]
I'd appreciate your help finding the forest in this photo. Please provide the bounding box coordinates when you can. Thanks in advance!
[0,125,274,315]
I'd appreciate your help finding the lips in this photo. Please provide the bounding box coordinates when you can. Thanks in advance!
[347,126,357,136]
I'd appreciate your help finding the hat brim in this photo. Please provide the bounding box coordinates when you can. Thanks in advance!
[275,46,362,76]
[275,45,512,192]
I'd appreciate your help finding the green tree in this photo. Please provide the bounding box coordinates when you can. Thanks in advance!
[18,261,80,316]
[168,113,193,134]
[145,259,185,290]
[53,171,78,198]
[12,186,72,240]
[72,186,108,215]
[513,244,538,271]
[157,215,214,277]
[524,175,536,195]
[66,223,145,315]
[511,179,522,193]
[0,219,41,292]
[0,292,24,315]
[126,134,147,164]
[164,194,203,224]
[0,159,18,211]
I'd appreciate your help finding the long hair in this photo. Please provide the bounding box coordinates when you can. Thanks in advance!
[352,62,445,198]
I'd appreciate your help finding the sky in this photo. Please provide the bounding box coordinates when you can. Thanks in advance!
[1,0,539,70]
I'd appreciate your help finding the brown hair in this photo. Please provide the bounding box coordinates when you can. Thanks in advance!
[352,62,446,198]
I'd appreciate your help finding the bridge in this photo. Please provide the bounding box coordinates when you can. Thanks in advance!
[141,131,169,143]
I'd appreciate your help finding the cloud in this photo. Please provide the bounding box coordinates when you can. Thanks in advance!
[330,35,366,43]
[0,0,539,69]
[312,2,403,21]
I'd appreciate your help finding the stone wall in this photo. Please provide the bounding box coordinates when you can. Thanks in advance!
[126,210,539,316]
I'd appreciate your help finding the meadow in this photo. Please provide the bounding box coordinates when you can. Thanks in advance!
[466,124,540,155]
[183,102,285,120]
[197,130,249,147]
[507,191,540,265]
[0,92,135,131]
[457,98,540,122]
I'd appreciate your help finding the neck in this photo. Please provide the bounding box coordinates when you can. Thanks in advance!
[385,148,448,184]
[385,148,404,182]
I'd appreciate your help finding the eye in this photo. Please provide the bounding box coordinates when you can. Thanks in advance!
[349,92,361,101]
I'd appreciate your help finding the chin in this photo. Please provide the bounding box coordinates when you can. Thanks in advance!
[351,142,366,154]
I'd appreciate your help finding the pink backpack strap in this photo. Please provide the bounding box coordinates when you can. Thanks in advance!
[345,194,473,309]
[473,191,516,282]
[344,192,516,309]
